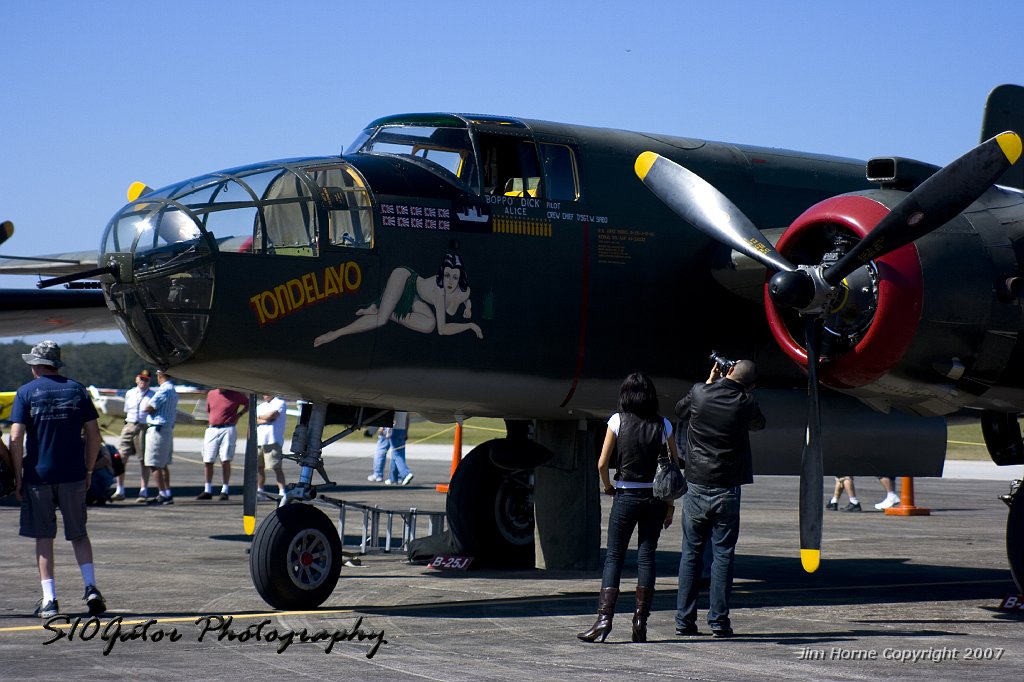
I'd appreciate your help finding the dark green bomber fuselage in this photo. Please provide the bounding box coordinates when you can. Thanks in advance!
[105,115,874,419]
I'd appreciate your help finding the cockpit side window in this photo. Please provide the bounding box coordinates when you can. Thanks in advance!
[306,165,374,249]
[539,143,580,201]
[353,125,479,193]
[476,134,543,198]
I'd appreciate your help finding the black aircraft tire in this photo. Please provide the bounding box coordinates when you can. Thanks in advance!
[249,504,342,610]
[446,440,536,568]
[1007,497,1024,593]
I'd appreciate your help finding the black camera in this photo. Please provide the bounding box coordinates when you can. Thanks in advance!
[709,350,736,372]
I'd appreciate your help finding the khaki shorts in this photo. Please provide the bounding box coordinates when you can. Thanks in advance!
[259,443,284,469]
[20,481,88,540]
[118,422,146,459]
[144,426,173,468]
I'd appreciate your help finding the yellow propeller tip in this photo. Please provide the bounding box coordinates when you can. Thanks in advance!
[800,549,820,573]
[635,151,659,180]
[127,181,153,202]
[243,515,256,535]
[997,132,1022,165]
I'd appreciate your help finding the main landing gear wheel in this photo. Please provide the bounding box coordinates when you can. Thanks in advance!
[249,503,342,610]
[1004,481,1024,593]
[446,439,549,568]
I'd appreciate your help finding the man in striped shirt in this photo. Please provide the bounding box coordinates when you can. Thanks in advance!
[143,369,179,505]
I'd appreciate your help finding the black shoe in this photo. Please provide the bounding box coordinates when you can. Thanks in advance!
[711,626,734,638]
[840,502,861,512]
[157,494,174,505]
[826,501,838,511]
[195,491,213,500]
[33,599,59,618]
[219,492,229,501]
[83,585,106,615]
[675,624,700,636]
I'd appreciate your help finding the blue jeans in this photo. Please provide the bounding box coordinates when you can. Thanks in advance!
[675,482,741,630]
[601,489,667,590]
[372,428,410,482]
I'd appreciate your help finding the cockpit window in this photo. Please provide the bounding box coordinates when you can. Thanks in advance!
[100,161,373,264]
[352,125,480,193]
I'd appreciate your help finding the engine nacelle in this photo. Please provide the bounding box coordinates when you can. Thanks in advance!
[766,188,1024,416]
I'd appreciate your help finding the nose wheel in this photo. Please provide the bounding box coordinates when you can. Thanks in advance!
[249,503,342,610]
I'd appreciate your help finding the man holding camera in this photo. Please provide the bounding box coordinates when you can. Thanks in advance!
[674,356,764,638]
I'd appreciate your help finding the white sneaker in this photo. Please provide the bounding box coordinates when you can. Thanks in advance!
[401,473,415,486]
[874,495,900,510]
[384,479,393,486]
[367,474,383,482]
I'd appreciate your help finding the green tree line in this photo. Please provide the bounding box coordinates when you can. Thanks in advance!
[0,341,144,390]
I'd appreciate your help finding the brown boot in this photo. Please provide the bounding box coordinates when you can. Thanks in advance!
[632,586,654,642]
[577,587,619,642]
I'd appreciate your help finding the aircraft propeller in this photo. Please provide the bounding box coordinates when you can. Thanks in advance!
[636,131,1022,573]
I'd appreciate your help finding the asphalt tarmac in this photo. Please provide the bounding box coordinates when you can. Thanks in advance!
[1,441,1023,681]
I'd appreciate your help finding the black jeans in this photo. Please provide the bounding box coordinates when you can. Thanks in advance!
[601,489,667,590]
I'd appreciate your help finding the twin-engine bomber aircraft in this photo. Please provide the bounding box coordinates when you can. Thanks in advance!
[3,85,1024,609]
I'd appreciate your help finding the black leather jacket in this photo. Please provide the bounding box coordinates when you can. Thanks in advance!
[675,378,765,488]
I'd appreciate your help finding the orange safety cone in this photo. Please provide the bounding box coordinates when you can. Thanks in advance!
[884,477,931,516]
[436,419,463,493]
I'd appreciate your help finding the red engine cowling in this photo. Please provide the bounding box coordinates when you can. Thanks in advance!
[764,194,924,389]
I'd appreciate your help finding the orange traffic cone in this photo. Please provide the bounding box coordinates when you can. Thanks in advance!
[436,420,463,493]
[885,477,931,516]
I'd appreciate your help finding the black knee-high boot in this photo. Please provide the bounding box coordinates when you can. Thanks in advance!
[577,587,619,642]
[632,586,654,642]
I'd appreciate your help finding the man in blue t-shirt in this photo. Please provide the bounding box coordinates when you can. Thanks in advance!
[10,340,106,619]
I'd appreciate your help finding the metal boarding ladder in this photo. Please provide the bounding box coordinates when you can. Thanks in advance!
[319,495,446,554]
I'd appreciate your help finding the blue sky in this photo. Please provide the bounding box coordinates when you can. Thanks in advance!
[2,0,1023,345]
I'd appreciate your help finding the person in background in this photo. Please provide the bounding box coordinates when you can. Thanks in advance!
[196,388,248,501]
[118,370,153,502]
[142,369,178,505]
[827,475,861,512]
[369,411,414,485]
[875,476,901,510]
[256,394,288,498]
[9,340,106,618]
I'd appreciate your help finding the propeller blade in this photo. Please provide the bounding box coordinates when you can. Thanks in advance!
[799,316,823,573]
[0,220,13,247]
[243,393,258,535]
[127,181,154,202]
[635,151,798,273]
[825,131,1022,286]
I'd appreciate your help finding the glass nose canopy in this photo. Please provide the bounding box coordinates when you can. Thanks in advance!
[99,157,371,365]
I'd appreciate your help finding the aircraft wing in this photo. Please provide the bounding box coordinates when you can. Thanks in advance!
[0,289,114,335]
[0,250,99,278]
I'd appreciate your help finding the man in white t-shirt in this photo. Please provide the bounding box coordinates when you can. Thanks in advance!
[255,394,288,497]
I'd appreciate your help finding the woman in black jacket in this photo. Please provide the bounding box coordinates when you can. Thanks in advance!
[578,372,680,643]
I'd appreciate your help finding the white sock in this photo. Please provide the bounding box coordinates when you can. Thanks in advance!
[849,497,859,504]
[257,487,265,494]
[42,579,56,602]
[115,485,125,495]
[80,563,96,587]
[162,489,172,498]
[829,497,838,504]
[221,485,230,494]
[205,483,213,494]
